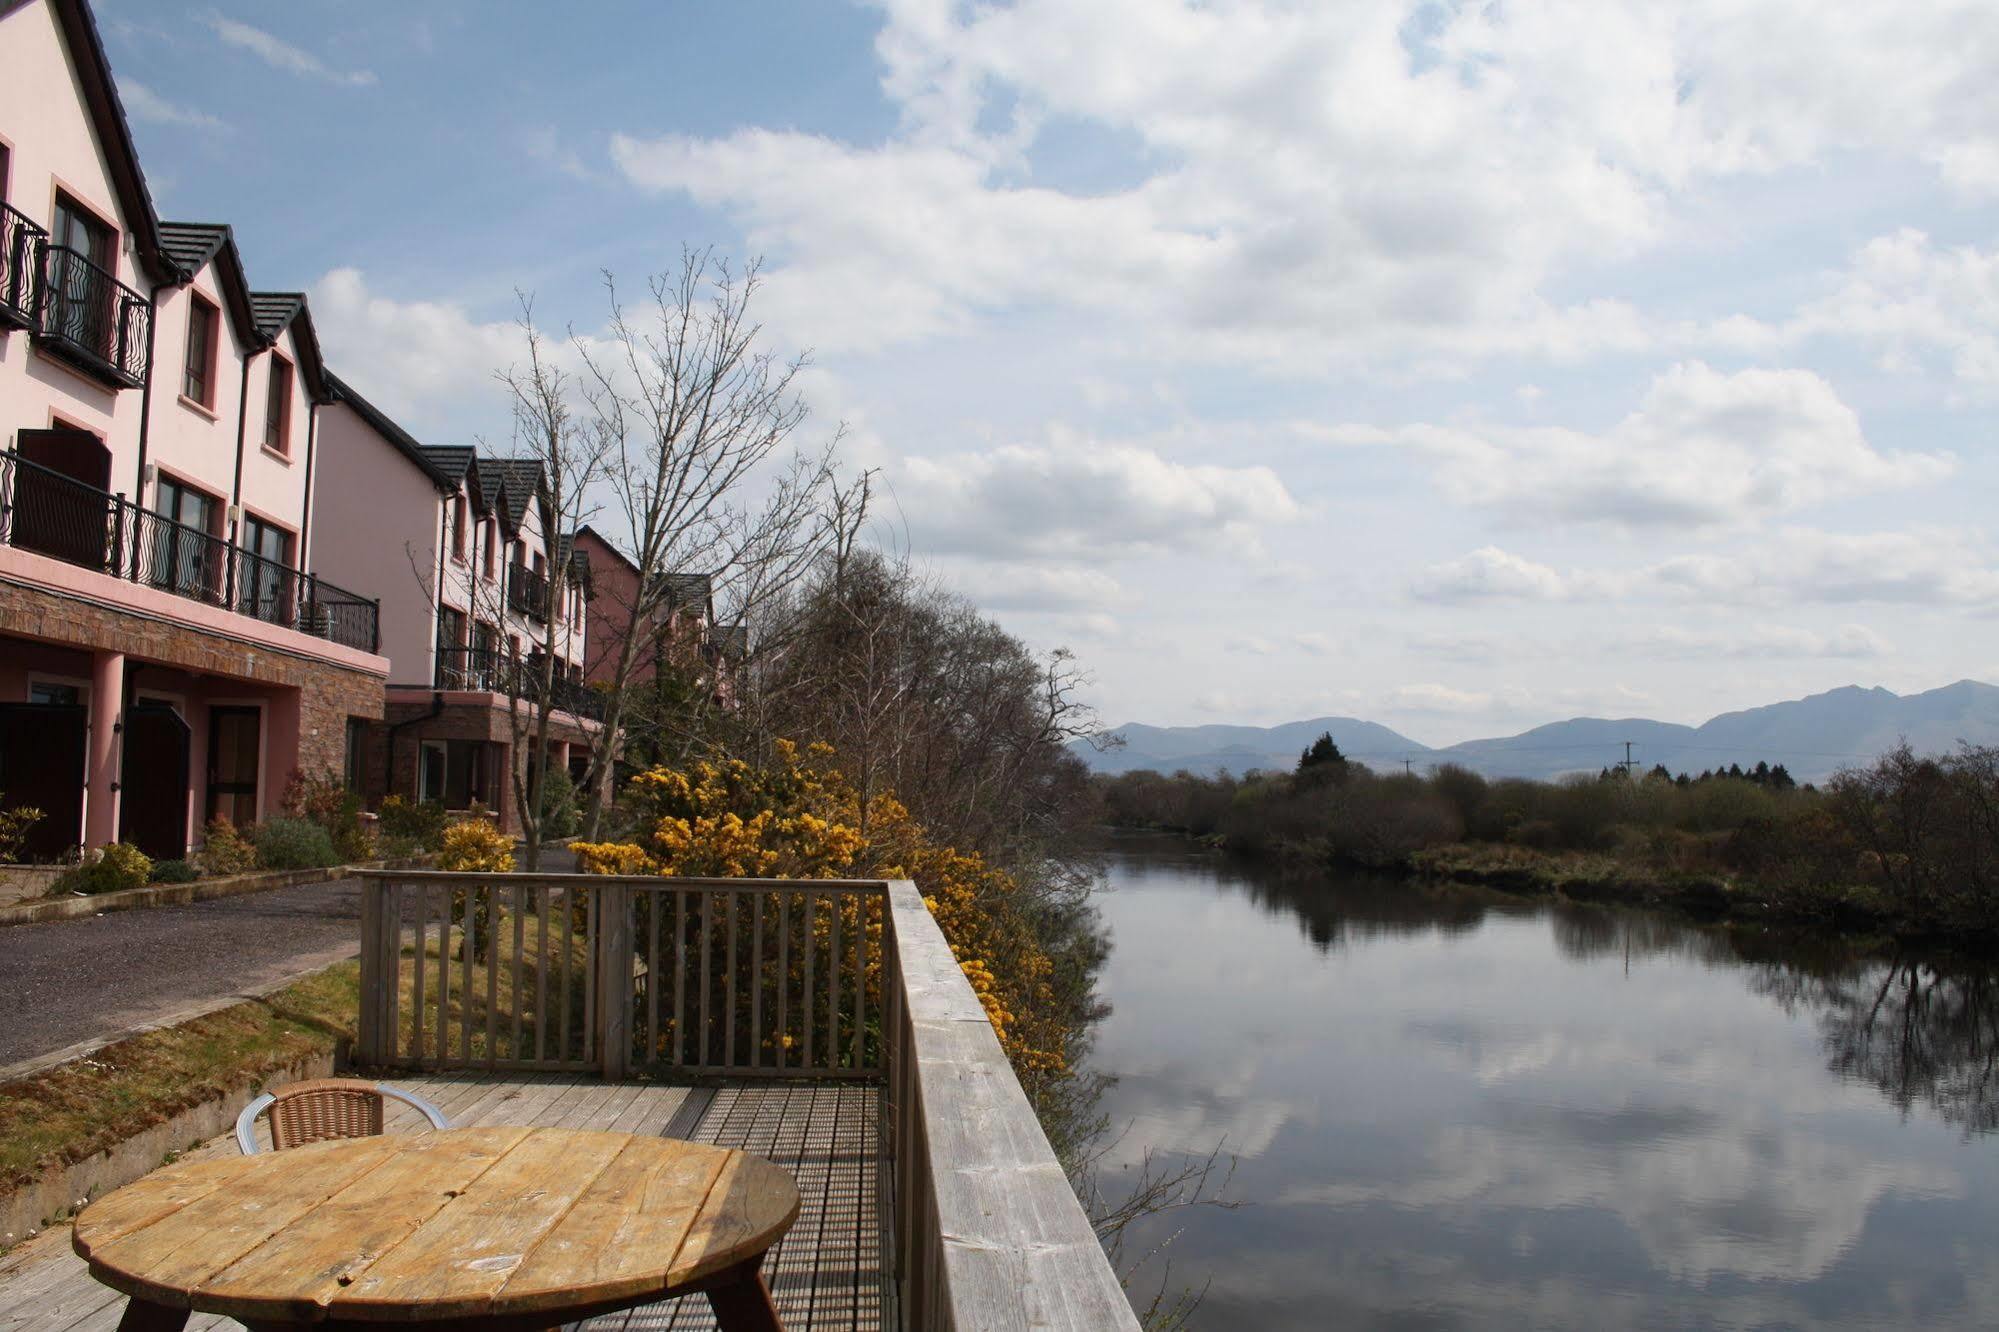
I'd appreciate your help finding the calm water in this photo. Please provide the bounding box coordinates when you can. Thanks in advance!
[1086,837,1999,1330]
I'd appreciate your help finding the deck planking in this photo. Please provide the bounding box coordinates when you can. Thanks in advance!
[0,1073,885,1332]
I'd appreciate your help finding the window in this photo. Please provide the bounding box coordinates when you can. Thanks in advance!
[344,717,367,792]
[451,496,468,562]
[150,476,220,600]
[29,681,82,707]
[52,194,113,268]
[263,354,293,454]
[482,517,497,579]
[182,296,218,406]
[439,606,466,649]
[239,514,293,621]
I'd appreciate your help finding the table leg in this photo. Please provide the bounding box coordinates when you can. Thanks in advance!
[116,1299,189,1331]
[704,1255,784,1331]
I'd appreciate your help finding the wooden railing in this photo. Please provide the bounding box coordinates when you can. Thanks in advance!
[353,871,1138,1331]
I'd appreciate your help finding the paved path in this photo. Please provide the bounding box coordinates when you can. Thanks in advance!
[0,876,369,1077]
[0,846,583,1080]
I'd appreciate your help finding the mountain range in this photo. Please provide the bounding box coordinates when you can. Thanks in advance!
[1075,681,1999,784]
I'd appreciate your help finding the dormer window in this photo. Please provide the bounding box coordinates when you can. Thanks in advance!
[451,496,468,562]
[482,517,497,579]
[263,353,293,454]
[183,295,219,407]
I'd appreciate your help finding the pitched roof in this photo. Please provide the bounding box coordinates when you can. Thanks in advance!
[659,573,714,608]
[420,446,476,486]
[18,0,176,282]
[712,623,749,659]
[323,372,456,492]
[476,457,545,533]
[157,221,260,344]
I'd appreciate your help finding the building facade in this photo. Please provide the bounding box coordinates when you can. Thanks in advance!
[314,375,600,830]
[0,0,388,859]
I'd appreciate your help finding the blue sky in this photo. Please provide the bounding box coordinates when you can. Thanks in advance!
[98,1,1999,741]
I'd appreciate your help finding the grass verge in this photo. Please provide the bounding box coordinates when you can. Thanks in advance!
[0,963,360,1192]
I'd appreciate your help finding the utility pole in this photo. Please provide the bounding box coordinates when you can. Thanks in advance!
[1620,740,1638,777]
[1403,758,1413,776]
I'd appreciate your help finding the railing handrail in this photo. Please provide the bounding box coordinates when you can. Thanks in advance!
[0,449,381,653]
[352,870,1140,1330]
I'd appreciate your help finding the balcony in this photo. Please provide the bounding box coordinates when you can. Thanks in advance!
[0,449,380,653]
[435,645,607,720]
[507,561,551,623]
[0,203,43,330]
[349,871,1139,1330]
[32,241,150,389]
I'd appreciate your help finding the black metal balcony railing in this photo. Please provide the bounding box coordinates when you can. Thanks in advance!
[0,204,44,330]
[506,563,551,623]
[0,450,381,653]
[33,242,151,389]
[434,646,605,720]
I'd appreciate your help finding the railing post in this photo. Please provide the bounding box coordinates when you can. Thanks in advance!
[358,876,384,1064]
[595,881,633,1079]
[371,597,382,654]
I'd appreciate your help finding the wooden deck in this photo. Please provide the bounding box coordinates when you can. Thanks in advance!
[0,1074,885,1332]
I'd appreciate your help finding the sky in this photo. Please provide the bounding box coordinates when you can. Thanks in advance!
[95,0,1999,744]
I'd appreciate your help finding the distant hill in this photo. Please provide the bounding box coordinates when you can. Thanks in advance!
[1076,681,1999,784]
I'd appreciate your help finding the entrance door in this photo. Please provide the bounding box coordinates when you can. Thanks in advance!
[13,427,113,571]
[419,740,447,804]
[0,701,87,859]
[120,702,190,859]
[207,706,260,828]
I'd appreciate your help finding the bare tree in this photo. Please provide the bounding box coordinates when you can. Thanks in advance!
[479,298,607,869]
[570,250,840,839]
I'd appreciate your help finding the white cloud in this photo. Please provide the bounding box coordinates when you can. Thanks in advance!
[120,80,228,133]
[937,560,1123,613]
[894,434,1299,562]
[1787,229,1999,391]
[202,11,375,87]
[1409,547,1599,604]
[1417,528,1999,611]
[607,0,1999,374]
[1619,623,1893,660]
[1339,363,1951,530]
[1390,683,1495,716]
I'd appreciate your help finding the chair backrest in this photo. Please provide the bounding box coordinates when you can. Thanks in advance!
[236,1078,450,1155]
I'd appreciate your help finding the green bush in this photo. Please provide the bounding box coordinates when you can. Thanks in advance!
[251,818,339,870]
[538,765,580,839]
[378,795,448,850]
[282,768,375,862]
[148,858,198,884]
[53,842,152,895]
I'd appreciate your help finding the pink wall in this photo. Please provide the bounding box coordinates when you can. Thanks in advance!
[0,0,150,485]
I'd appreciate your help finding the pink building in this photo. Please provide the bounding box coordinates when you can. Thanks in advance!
[313,375,601,828]
[0,0,388,860]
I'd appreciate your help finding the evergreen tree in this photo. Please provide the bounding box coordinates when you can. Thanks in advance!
[1298,732,1346,773]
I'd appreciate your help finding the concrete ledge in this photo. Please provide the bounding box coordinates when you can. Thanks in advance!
[0,856,434,928]
[0,1048,336,1246]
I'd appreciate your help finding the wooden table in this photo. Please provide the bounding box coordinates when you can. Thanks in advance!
[71,1126,801,1330]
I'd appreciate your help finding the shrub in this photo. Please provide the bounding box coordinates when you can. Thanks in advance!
[53,842,152,895]
[536,765,580,839]
[148,858,198,884]
[379,833,423,859]
[437,817,515,872]
[378,795,448,850]
[197,818,258,877]
[0,801,45,862]
[251,818,339,871]
[282,768,374,862]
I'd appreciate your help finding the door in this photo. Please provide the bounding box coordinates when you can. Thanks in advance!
[120,702,190,859]
[13,428,113,570]
[0,701,87,859]
[207,706,260,828]
[149,478,222,603]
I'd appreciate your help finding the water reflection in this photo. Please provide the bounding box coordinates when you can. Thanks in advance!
[1089,839,1999,1329]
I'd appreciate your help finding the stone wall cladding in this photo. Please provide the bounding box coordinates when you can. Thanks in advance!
[0,578,387,759]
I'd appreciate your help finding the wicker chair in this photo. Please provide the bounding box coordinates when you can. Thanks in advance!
[235,1078,450,1155]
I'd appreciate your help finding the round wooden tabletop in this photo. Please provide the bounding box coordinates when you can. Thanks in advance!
[71,1126,801,1326]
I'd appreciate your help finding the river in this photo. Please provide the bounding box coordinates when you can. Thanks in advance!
[1085,835,1999,1330]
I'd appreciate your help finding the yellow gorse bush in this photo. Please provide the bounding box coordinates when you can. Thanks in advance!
[574,740,1070,1080]
[437,817,515,873]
